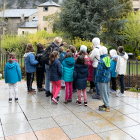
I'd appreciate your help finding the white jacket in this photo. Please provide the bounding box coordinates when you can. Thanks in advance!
[90,47,100,67]
[116,53,128,75]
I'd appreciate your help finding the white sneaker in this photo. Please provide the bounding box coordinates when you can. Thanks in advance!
[116,92,121,97]
[52,97,58,104]
[121,94,125,97]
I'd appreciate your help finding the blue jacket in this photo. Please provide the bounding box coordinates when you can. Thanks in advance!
[73,64,89,89]
[5,61,21,84]
[49,59,62,81]
[23,52,39,73]
[61,57,75,82]
[111,57,118,77]
[59,51,66,63]
[95,54,111,83]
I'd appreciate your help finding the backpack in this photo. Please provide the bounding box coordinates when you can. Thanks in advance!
[41,43,59,65]
[35,53,43,71]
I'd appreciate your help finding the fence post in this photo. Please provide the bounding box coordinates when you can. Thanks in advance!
[136,58,138,91]
[128,60,130,88]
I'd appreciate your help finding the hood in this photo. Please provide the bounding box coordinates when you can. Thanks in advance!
[119,52,128,60]
[92,37,101,48]
[51,58,59,67]
[64,57,75,66]
[23,52,32,59]
[102,56,111,67]
[75,64,88,74]
[6,61,16,69]
[110,49,117,58]
[80,45,87,52]
[100,46,108,56]
[51,42,59,48]
[61,51,66,56]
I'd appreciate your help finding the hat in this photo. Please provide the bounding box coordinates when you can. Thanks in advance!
[92,37,101,48]
[80,45,87,52]
[99,46,108,55]
[110,49,117,57]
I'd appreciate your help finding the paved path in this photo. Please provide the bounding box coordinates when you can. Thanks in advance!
[0,81,140,140]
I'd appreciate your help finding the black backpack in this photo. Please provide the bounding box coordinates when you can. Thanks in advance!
[41,43,59,65]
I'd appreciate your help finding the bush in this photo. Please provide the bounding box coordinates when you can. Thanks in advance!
[72,37,93,52]
[138,56,140,61]
[123,44,139,57]
[104,44,117,53]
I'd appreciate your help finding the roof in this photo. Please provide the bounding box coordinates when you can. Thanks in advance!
[19,21,38,28]
[39,0,60,7]
[32,16,38,21]
[0,9,38,18]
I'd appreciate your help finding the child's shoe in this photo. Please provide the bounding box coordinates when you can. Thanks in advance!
[15,98,18,103]
[52,97,58,104]
[92,94,101,100]
[116,92,121,97]
[63,100,68,104]
[76,100,81,106]
[9,98,12,103]
[84,102,87,106]
[121,94,125,97]
[106,107,110,112]
[68,99,72,102]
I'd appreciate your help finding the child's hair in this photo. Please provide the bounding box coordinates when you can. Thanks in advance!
[26,43,34,52]
[64,52,74,59]
[76,55,85,65]
[69,45,76,54]
[79,50,86,57]
[37,43,44,50]
[59,46,64,53]
[118,46,124,54]
[49,51,59,65]
[9,53,16,63]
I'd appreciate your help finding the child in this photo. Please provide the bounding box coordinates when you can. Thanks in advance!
[61,52,75,103]
[5,53,21,103]
[109,49,118,94]
[73,56,89,106]
[23,43,39,94]
[116,46,128,97]
[59,46,66,89]
[95,46,111,112]
[49,51,62,104]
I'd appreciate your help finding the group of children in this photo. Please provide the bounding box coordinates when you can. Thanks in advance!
[4,37,128,112]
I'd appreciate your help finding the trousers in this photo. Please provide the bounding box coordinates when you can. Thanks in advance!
[8,83,18,98]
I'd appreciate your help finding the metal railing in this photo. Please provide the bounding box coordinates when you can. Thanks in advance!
[0,54,140,91]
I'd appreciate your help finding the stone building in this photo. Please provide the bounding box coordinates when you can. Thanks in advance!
[132,0,140,11]
[0,9,38,35]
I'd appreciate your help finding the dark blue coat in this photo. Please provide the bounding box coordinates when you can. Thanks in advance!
[73,64,89,89]
[49,59,62,81]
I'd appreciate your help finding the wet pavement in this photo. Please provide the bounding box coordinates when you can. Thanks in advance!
[0,81,140,140]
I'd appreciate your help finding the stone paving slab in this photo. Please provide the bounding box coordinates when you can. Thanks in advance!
[0,81,140,139]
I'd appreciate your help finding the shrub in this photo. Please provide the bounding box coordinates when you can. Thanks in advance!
[138,56,140,61]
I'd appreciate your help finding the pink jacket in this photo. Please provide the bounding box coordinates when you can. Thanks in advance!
[75,53,93,82]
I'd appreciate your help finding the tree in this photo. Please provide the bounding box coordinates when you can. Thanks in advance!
[55,0,129,42]
[121,11,140,57]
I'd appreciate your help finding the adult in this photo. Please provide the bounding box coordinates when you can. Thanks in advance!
[90,37,101,100]
[35,43,45,92]
[43,37,67,97]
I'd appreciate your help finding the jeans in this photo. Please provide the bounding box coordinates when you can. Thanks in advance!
[118,75,125,94]
[45,65,50,92]
[52,80,61,98]
[99,82,110,107]
[93,68,100,95]
[65,82,73,100]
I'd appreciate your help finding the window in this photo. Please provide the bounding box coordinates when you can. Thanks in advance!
[43,7,48,11]
[134,8,139,11]
[33,17,35,19]
[22,31,24,35]
[44,27,47,31]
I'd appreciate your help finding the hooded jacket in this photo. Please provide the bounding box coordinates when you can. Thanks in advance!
[116,52,128,75]
[61,57,75,82]
[73,64,89,89]
[59,51,66,63]
[23,52,39,73]
[111,56,118,77]
[90,38,101,67]
[95,54,111,83]
[35,48,45,71]
[49,58,62,81]
[5,61,21,84]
